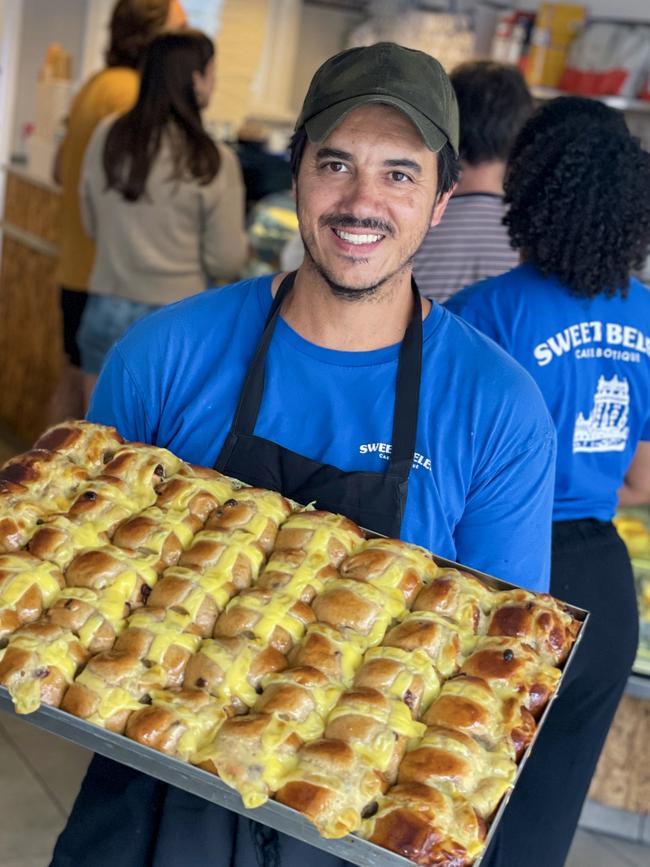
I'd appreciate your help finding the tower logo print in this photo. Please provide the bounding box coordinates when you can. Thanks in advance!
[573,375,630,453]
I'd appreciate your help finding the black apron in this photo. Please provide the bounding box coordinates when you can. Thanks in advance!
[215,270,423,536]
[50,271,424,867]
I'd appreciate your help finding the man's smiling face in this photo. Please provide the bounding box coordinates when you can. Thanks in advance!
[295,103,450,300]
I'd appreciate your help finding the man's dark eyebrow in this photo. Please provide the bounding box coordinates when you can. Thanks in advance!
[313,149,423,174]
[384,158,422,173]
[315,147,354,161]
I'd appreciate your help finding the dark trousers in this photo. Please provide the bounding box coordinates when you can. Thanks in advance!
[482,519,639,867]
[49,758,351,867]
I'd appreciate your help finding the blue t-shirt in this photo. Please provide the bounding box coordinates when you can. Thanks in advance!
[447,263,650,522]
[88,275,556,591]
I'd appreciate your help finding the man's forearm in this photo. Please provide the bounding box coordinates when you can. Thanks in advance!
[618,482,650,508]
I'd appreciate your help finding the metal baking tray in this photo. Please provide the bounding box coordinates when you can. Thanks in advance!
[0,554,589,866]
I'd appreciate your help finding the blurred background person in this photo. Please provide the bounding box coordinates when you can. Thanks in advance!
[77,29,247,399]
[50,0,187,422]
[413,60,532,302]
[235,119,292,211]
[447,96,650,867]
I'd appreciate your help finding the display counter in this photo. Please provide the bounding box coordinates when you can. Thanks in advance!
[583,508,650,841]
[0,165,64,443]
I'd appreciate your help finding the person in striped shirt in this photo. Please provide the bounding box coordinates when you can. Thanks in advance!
[413,60,533,302]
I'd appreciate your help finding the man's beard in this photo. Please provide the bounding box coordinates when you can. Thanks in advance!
[303,241,402,302]
[297,204,434,302]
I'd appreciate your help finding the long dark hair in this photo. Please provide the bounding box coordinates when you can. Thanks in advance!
[103,30,220,202]
[504,96,650,298]
[106,0,170,69]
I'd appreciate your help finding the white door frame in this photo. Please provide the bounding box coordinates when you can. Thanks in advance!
[0,0,25,182]
[0,0,25,259]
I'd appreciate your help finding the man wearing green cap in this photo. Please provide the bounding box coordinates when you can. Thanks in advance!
[52,43,555,867]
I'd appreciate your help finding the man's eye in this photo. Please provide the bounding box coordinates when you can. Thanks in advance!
[326,162,348,173]
[390,171,411,183]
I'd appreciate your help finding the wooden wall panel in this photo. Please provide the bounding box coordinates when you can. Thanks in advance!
[3,174,61,247]
[0,235,63,442]
[588,693,650,813]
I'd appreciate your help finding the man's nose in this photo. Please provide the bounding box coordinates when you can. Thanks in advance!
[338,172,383,216]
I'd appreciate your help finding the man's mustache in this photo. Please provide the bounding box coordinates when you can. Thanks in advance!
[320,213,394,236]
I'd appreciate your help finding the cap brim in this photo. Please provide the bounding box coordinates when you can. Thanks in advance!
[304,94,448,153]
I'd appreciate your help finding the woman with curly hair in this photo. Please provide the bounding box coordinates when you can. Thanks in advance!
[448,96,650,867]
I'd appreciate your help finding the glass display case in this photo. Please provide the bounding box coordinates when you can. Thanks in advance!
[614,508,650,677]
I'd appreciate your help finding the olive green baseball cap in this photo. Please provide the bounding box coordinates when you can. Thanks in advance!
[296,42,459,156]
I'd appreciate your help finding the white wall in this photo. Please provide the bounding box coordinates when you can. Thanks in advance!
[291,3,360,113]
[12,0,86,156]
[0,0,24,248]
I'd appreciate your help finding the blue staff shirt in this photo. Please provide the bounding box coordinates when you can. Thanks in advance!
[88,274,556,591]
[447,263,650,522]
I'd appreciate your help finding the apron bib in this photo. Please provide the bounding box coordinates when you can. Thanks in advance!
[215,270,423,538]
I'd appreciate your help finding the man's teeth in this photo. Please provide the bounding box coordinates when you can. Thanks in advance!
[334,229,383,245]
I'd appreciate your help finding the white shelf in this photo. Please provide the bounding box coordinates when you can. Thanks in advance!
[532,86,650,115]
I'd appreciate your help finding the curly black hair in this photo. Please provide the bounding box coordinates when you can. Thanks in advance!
[504,96,650,298]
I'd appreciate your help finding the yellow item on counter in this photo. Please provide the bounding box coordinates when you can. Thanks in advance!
[614,515,650,559]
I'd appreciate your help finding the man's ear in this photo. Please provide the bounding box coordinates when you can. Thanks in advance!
[291,176,297,201]
[430,183,455,229]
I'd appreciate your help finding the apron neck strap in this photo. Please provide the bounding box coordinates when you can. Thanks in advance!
[229,271,296,437]
[229,271,422,483]
[391,280,422,477]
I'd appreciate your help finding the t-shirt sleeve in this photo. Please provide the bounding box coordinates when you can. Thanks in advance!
[86,344,154,443]
[453,429,556,593]
[642,416,650,442]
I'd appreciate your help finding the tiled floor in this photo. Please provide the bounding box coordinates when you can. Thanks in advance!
[0,707,648,867]
[0,710,90,865]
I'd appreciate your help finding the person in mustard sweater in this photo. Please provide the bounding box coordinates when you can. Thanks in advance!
[50,0,187,422]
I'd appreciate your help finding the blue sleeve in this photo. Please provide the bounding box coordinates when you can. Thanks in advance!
[86,344,154,443]
[453,430,556,592]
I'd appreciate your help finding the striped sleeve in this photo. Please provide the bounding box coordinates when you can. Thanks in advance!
[413,196,519,303]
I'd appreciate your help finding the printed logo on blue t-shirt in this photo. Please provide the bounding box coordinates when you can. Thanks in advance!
[533,321,650,367]
[358,441,433,470]
[572,375,630,453]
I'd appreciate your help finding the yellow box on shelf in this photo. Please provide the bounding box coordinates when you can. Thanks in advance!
[526,3,587,88]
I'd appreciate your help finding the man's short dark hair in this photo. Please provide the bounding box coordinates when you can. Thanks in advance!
[450,60,533,166]
[289,126,459,197]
